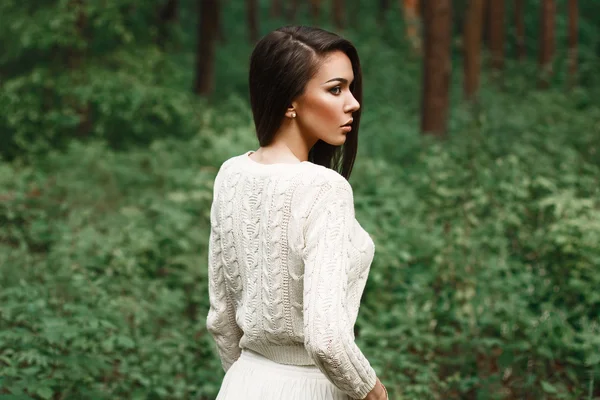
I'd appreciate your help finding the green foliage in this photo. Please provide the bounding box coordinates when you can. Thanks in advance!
[0,137,224,399]
[1,1,600,399]
[0,0,198,161]
[2,92,599,399]
[351,99,600,398]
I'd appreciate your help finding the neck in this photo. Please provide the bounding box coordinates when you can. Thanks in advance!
[261,122,317,162]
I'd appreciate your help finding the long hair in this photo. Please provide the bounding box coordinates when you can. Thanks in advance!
[248,26,363,180]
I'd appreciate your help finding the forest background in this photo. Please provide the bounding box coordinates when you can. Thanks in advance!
[1,0,599,399]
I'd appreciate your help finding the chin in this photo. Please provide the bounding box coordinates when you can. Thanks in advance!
[329,136,347,146]
[319,133,346,147]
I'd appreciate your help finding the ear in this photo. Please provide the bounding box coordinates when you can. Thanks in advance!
[286,103,297,118]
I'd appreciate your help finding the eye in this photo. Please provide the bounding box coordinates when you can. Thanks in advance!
[329,86,342,95]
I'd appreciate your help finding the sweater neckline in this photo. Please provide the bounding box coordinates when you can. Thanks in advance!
[240,150,311,170]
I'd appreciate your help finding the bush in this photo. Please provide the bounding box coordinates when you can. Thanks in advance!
[2,86,600,399]
[0,0,200,161]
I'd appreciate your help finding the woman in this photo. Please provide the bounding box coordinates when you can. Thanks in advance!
[206,26,388,400]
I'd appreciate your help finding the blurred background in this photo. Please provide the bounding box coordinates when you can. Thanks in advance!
[1,0,599,399]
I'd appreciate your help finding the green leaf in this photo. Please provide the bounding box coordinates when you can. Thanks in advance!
[35,387,53,400]
[540,381,558,394]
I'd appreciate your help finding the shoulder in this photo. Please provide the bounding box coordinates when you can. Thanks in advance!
[291,164,354,223]
[217,154,241,176]
[212,154,245,189]
[299,163,353,198]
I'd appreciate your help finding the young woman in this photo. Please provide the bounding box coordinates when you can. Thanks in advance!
[206,25,388,400]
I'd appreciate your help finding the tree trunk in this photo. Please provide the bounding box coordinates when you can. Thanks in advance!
[194,0,219,96]
[68,0,91,138]
[464,0,485,101]
[159,0,178,23]
[538,0,555,89]
[421,0,452,137]
[310,0,321,21]
[67,0,87,70]
[568,0,578,88]
[287,0,299,22]
[332,0,344,29]
[216,0,226,43]
[157,0,179,47]
[482,0,490,48]
[349,0,360,27]
[379,0,390,23]
[247,0,259,43]
[488,0,505,74]
[514,0,526,60]
[270,0,281,17]
[401,0,422,54]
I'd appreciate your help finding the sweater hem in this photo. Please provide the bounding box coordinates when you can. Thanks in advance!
[243,344,316,366]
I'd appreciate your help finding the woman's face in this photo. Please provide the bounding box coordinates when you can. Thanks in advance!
[291,51,360,147]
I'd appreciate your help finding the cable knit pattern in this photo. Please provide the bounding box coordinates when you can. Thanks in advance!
[206,151,377,399]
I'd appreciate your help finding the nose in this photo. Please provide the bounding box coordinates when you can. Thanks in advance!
[344,92,360,113]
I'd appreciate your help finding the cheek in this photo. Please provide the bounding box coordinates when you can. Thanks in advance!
[304,94,338,123]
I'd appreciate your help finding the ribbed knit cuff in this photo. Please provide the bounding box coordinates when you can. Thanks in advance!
[355,372,378,399]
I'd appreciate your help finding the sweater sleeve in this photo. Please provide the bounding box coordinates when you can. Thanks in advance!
[302,178,378,399]
[206,173,243,373]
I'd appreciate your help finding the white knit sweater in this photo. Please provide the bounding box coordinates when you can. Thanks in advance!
[206,150,377,399]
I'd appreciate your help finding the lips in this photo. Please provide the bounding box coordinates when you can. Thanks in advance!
[341,119,353,127]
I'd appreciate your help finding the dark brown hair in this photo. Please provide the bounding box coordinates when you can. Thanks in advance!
[248,26,363,180]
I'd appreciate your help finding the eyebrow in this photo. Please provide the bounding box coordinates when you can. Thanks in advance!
[323,77,353,85]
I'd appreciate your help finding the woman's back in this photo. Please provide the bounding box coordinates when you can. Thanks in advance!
[207,150,378,398]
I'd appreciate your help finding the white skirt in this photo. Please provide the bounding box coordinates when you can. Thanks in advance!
[215,349,351,400]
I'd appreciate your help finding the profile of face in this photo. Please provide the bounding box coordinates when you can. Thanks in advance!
[290,50,361,147]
